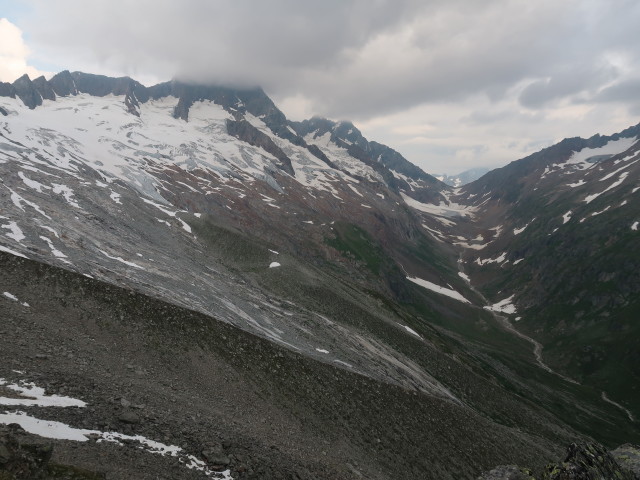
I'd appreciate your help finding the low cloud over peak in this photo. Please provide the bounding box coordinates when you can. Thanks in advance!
[9,0,640,173]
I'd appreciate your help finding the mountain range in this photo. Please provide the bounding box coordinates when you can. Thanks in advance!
[0,71,638,480]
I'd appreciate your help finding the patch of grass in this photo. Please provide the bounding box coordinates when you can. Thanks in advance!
[325,222,385,274]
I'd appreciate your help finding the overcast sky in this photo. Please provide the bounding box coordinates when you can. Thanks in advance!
[1,0,640,175]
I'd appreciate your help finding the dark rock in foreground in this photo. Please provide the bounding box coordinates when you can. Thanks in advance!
[478,443,640,480]
[0,424,105,479]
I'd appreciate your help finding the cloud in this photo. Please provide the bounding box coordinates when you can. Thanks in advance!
[7,0,640,174]
[0,18,49,82]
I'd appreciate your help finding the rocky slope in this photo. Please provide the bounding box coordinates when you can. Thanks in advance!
[448,127,640,422]
[1,71,639,478]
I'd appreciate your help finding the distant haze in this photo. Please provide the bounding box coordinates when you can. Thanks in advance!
[2,0,640,174]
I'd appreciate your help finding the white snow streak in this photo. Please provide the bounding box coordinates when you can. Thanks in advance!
[98,249,144,269]
[406,276,470,303]
[1,221,25,242]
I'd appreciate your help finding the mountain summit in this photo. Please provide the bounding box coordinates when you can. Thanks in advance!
[1,71,639,479]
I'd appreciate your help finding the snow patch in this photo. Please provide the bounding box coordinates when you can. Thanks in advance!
[632,222,639,231]
[584,172,629,204]
[269,262,281,268]
[52,184,80,208]
[475,253,507,266]
[109,191,121,204]
[1,221,25,242]
[0,245,28,258]
[484,295,517,314]
[39,236,67,258]
[98,249,144,269]
[406,276,470,304]
[0,379,86,407]
[399,324,422,338]
[19,171,49,193]
[178,218,192,233]
[2,292,29,307]
[513,219,534,235]
[567,179,586,188]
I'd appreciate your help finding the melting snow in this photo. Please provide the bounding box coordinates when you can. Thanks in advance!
[19,171,49,193]
[400,192,475,219]
[584,172,629,204]
[562,210,572,224]
[1,221,25,242]
[476,253,507,265]
[0,379,86,407]
[399,324,422,338]
[406,276,470,304]
[3,292,18,301]
[52,184,80,208]
[269,262,281,268]
[483,295,517,314]
[6,187,51,219]
[39,236,67,258]
[568,137,637,166]
[632,222,639,231]
[513,219,535,235]
[458,272,470,282]
[39,225,59,238]
[315,348,330,354]
[0,245,28,258]
[567,180,586,188]
[98,249,144,269]
[2,292,29,307]
[142,197,177,216]
[600,159,639,181]
[178,218,192,233]
[109,191,122,204]
[0,378,232,479]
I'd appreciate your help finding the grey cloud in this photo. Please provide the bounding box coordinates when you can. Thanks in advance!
[518,63,618,108]
[592,78,640,103]
[462,109,545,126]
[21,0,640,126]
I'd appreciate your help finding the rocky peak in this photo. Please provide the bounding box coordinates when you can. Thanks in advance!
[0,81,17,99]
[49,70,78,97]
[12,74,43,109]
[31,75,56,101]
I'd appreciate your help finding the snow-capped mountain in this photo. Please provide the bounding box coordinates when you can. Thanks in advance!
[434,167,490,187]
[1,71,639,479]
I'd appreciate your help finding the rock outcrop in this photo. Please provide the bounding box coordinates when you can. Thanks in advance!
[0,424,105,479]
[478,443,640,480]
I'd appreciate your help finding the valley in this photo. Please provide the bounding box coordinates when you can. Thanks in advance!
[0,71,638,479]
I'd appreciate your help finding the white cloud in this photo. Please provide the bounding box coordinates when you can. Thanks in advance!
[0,18,50,82]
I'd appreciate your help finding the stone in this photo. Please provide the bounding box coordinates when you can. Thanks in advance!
[477,465,536,480]
[542,442,636,480]
[118,411,140,424]
[611,444,640,478]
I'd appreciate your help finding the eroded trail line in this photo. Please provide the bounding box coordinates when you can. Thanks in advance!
[602,391,635,422]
